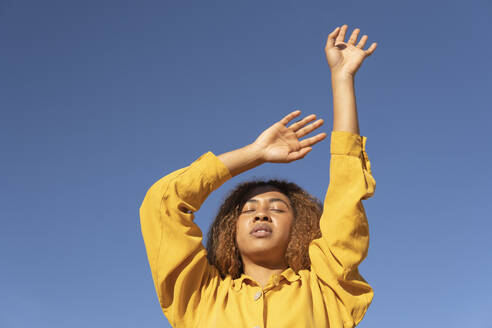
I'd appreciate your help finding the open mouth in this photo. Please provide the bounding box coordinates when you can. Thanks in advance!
[251,230,272,237]
[250,223,273,237]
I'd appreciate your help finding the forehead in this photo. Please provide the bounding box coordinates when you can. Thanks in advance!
[244,186,290,203]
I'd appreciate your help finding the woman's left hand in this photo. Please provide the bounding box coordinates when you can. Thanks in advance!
[325,25,378,78]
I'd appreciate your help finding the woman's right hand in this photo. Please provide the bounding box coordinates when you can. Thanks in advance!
[218,110,326,177]
[252,110,326,163]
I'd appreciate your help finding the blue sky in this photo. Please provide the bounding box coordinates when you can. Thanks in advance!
[1,0,491,327]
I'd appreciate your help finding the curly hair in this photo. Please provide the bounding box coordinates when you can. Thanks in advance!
[206,179,323,279]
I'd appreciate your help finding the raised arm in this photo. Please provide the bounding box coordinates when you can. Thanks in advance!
[139,153,232,326]
[325,25,377,134]
[309,25,378,327]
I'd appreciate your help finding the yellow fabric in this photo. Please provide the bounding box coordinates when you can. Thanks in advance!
[140,130,376,328]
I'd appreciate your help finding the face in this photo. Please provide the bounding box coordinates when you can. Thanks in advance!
[235,186,294,267]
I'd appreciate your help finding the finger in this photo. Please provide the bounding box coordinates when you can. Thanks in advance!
[336,24,348,43]
[347,28,360,45]
[356,35,368,49]
[286,147,312,162]
[365,42,378,57]
[325,26,340,49]
[295,118,324,138]
[289,114,316,131]
[279,110,301,126]
[299,132,327,148]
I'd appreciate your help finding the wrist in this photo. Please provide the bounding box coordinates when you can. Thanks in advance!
[331,70,355,83]
[247,142,268,164]
[217,143,266,177]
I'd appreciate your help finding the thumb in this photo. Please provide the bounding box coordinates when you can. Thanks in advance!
[286,147,312,162]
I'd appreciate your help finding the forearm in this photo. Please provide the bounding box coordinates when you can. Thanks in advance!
[309,132,375,278]
[217,143,265,177]
[331,73,360,135]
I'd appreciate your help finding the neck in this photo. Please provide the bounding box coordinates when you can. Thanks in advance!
[242,258,288,288]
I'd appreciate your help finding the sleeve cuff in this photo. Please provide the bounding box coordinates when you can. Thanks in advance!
[330,130,367,157]
[190,151,233,191]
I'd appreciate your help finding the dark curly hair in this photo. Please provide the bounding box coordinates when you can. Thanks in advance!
[206,179,323,279]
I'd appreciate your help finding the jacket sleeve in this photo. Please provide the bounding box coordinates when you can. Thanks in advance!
[309,130,376,328]
[139,152,232,326]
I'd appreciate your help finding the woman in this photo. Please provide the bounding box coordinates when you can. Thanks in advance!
[140,25,377,328]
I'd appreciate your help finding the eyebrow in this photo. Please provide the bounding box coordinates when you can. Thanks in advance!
[245,198,291,208]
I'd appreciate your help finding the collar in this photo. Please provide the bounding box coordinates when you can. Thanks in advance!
[232,267,301,292]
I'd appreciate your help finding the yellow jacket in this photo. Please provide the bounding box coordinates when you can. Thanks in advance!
[140,130,376,328]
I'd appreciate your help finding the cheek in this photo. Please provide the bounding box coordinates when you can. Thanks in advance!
[280,217,294,238]
[235,218,248,244]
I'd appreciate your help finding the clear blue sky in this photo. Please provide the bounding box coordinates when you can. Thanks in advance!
[1,0,491,327]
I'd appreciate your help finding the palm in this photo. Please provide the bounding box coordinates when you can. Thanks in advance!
[253,111,326,163]
[324,25,377,77]
[255,124,300,162]
[326,43,366,76]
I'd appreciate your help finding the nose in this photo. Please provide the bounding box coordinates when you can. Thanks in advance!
[254,215,271,222]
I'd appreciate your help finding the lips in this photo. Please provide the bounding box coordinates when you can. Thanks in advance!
[250,223,273,237]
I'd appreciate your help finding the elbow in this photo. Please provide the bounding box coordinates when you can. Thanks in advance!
[361,167,376,200]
